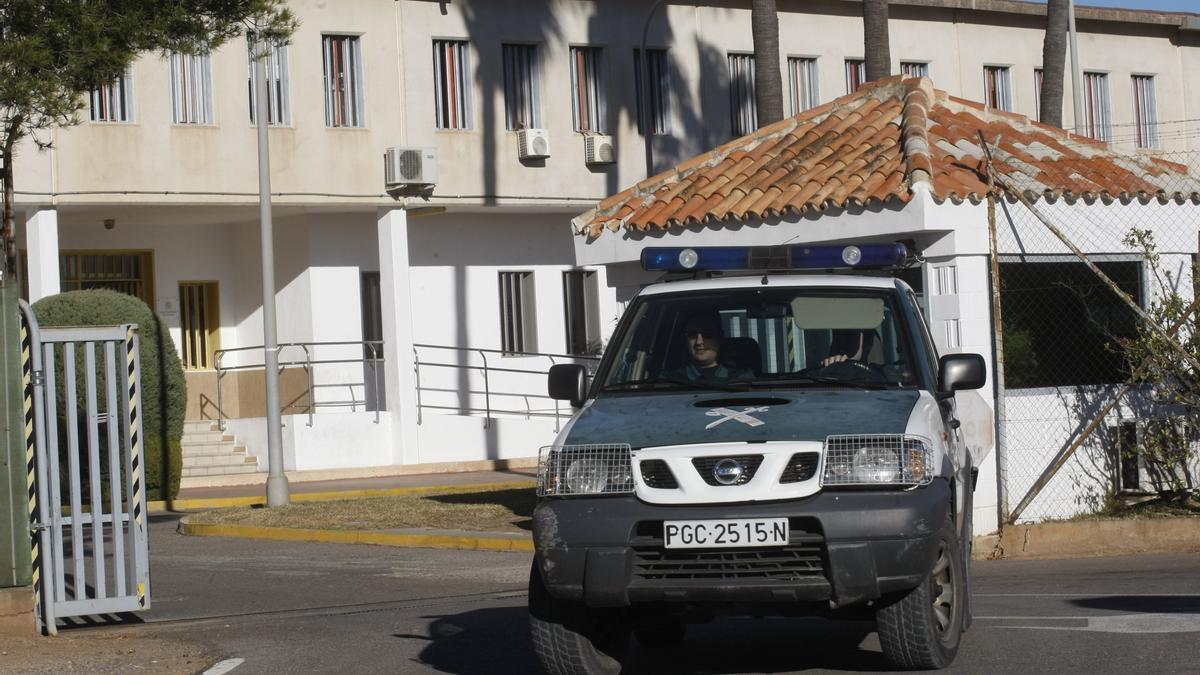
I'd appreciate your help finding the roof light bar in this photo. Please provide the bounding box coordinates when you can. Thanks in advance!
[641,243,909,273]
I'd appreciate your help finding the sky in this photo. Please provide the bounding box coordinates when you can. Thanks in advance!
[1036,0,1198,12]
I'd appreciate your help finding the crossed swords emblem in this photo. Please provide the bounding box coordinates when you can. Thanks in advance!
[704,406,770,429]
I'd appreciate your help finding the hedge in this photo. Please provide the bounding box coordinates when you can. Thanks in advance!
[33,290,186,500]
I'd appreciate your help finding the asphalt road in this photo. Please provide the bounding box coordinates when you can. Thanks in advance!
[107,516,1200,674]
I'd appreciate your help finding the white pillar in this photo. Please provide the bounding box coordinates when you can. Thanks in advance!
[25,208,60,301]
[377,207,419,465]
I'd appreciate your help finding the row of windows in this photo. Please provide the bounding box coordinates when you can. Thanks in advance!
[89,35,1161,150]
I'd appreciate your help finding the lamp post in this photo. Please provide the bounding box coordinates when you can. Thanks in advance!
[253,35,290,507]
[641,0,668,178]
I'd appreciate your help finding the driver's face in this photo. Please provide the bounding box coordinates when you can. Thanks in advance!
[685,326,720,368]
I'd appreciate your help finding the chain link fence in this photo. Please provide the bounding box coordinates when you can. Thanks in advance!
[991,150,1200,524]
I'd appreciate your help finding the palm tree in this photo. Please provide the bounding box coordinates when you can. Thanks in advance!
[751,0,784,125]
[1039,0,1069,128]
[863,0,891,82]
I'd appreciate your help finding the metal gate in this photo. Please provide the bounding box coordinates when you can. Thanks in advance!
[19,301,150,634]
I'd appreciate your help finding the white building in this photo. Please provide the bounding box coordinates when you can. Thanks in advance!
[10,1,1200,506]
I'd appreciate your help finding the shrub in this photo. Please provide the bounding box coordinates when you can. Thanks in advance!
[33,290,186,500]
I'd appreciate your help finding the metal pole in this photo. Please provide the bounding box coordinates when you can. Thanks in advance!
[1066,0,1084,135]
[977,132,1010,527]
[641,0,668,178]
[254,37,290,507]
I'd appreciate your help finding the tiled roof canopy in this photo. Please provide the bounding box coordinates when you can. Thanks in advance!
[574,76,1200,238]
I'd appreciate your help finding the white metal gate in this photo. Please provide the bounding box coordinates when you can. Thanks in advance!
[19,301,151,634]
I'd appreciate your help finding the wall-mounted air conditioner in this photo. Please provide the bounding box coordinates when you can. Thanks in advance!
[384,146,438,188]
[583,134,615,165]
[517,129,551,160]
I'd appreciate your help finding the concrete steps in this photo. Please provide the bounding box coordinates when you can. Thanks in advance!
[180,421,260,478]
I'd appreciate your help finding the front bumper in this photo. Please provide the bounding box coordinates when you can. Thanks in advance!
[532,480,949,609]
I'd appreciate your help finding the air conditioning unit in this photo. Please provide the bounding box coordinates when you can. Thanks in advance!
[384,146,438,188]
[583,134,615,165]
[517,128,551,160]
[1114,417,1199,493]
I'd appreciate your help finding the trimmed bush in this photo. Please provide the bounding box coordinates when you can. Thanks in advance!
[33,290,186,500]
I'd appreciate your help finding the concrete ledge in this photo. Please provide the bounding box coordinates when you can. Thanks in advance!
[178,457,538,489]
[978,517,1200,560]
[178,517,535,553]
[0,586,35,636]
[153,479,536,513]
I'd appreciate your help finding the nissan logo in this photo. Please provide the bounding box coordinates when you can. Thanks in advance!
[713,458,744,486]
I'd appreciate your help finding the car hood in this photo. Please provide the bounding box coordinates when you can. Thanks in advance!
[563,388,922,448]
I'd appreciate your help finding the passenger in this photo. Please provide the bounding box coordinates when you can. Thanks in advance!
[669,313,753,381]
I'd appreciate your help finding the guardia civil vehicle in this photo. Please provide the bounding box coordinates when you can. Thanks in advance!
[529,243,987,673]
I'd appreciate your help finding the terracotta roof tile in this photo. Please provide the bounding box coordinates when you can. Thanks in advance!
[574,75,1200,235]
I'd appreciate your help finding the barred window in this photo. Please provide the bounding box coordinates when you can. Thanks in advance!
[1132,75,1157,149]
[983,65,1012,111]
[788,57,819,115]
[90,66,134,123]
[634,48,671,135]
[500,271,537,354]
[845,59,865,94]
[503,44,541,130]
[900,61,928,78]
[323,34,365,127]
[570,46,606,133]
[169,50,214,124]
[728,53,756,136]
[1083,72,1111,142]
[433,39,472,130]
[247,35,290,125]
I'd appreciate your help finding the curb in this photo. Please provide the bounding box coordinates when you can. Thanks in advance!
[149,480,537,514]
[179,517,535,553]
[990,516,1200,560]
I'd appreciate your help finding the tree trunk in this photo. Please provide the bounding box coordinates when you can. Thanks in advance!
[1,123,16,280]
[863,0,891,82]
[751,0,784,125]
[1040,0,1069,128]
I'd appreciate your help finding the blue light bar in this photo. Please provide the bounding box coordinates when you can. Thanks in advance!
[641,243,909,272]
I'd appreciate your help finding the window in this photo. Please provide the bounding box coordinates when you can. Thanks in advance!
[433,39,472,130]
[999,259,1141,387]
[247,35,290,125]
[634,48,671,135]
[1132,75,1157,149]
[1083,72,1111,142]
[563,271,601,356]
[323,35,365,127]
[499,271,537,354]
[983,65,1012,111]
[569,46,606,133]
[58,251,155,306]
[900,62,929,78]
[169,50,214,124]
[1034,68,1044,121]
[845,59,865,94]
[728,53,756,136]
[503,44,541,130]
[90,66,134,123]
[360,272,385,410]
[179,282,220,370]
[787,57,819,115]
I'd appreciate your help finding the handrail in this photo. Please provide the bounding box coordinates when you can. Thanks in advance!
[213,340,383,431]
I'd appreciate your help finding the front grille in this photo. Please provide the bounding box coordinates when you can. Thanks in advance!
[779,452,820,483]
[640,460,678,489]
[631,519,826,581]
[691,455,764,486]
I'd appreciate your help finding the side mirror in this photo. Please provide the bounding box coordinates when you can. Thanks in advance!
[938,353,986,398]
[548,364,588,407]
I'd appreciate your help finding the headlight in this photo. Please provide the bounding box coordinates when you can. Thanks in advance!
[538,444,634,496]
[821,435,932,487]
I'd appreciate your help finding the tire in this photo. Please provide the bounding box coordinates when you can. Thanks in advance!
[875,515,965,670]
[634,620,686,648]
[528,562,629,675]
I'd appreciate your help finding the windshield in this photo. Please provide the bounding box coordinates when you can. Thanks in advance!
[598,286,920,392]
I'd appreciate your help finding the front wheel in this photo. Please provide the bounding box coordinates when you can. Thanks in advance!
[528,562,629,675]
[875,515,966,670]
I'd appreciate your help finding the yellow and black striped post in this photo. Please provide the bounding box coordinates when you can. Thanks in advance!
[125,327,146,606]
[19,317,42,622]
[786,318,797,370]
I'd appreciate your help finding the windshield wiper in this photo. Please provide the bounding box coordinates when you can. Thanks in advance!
[603,376,750,393]
[745,373,892,390]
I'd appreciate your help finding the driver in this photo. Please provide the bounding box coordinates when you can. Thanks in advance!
[821,329,877,367]
[670,313,753,381]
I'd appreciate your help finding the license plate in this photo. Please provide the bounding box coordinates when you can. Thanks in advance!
[663,518,789,549]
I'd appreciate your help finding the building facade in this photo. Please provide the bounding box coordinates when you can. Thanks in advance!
[10,0,1200,488]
